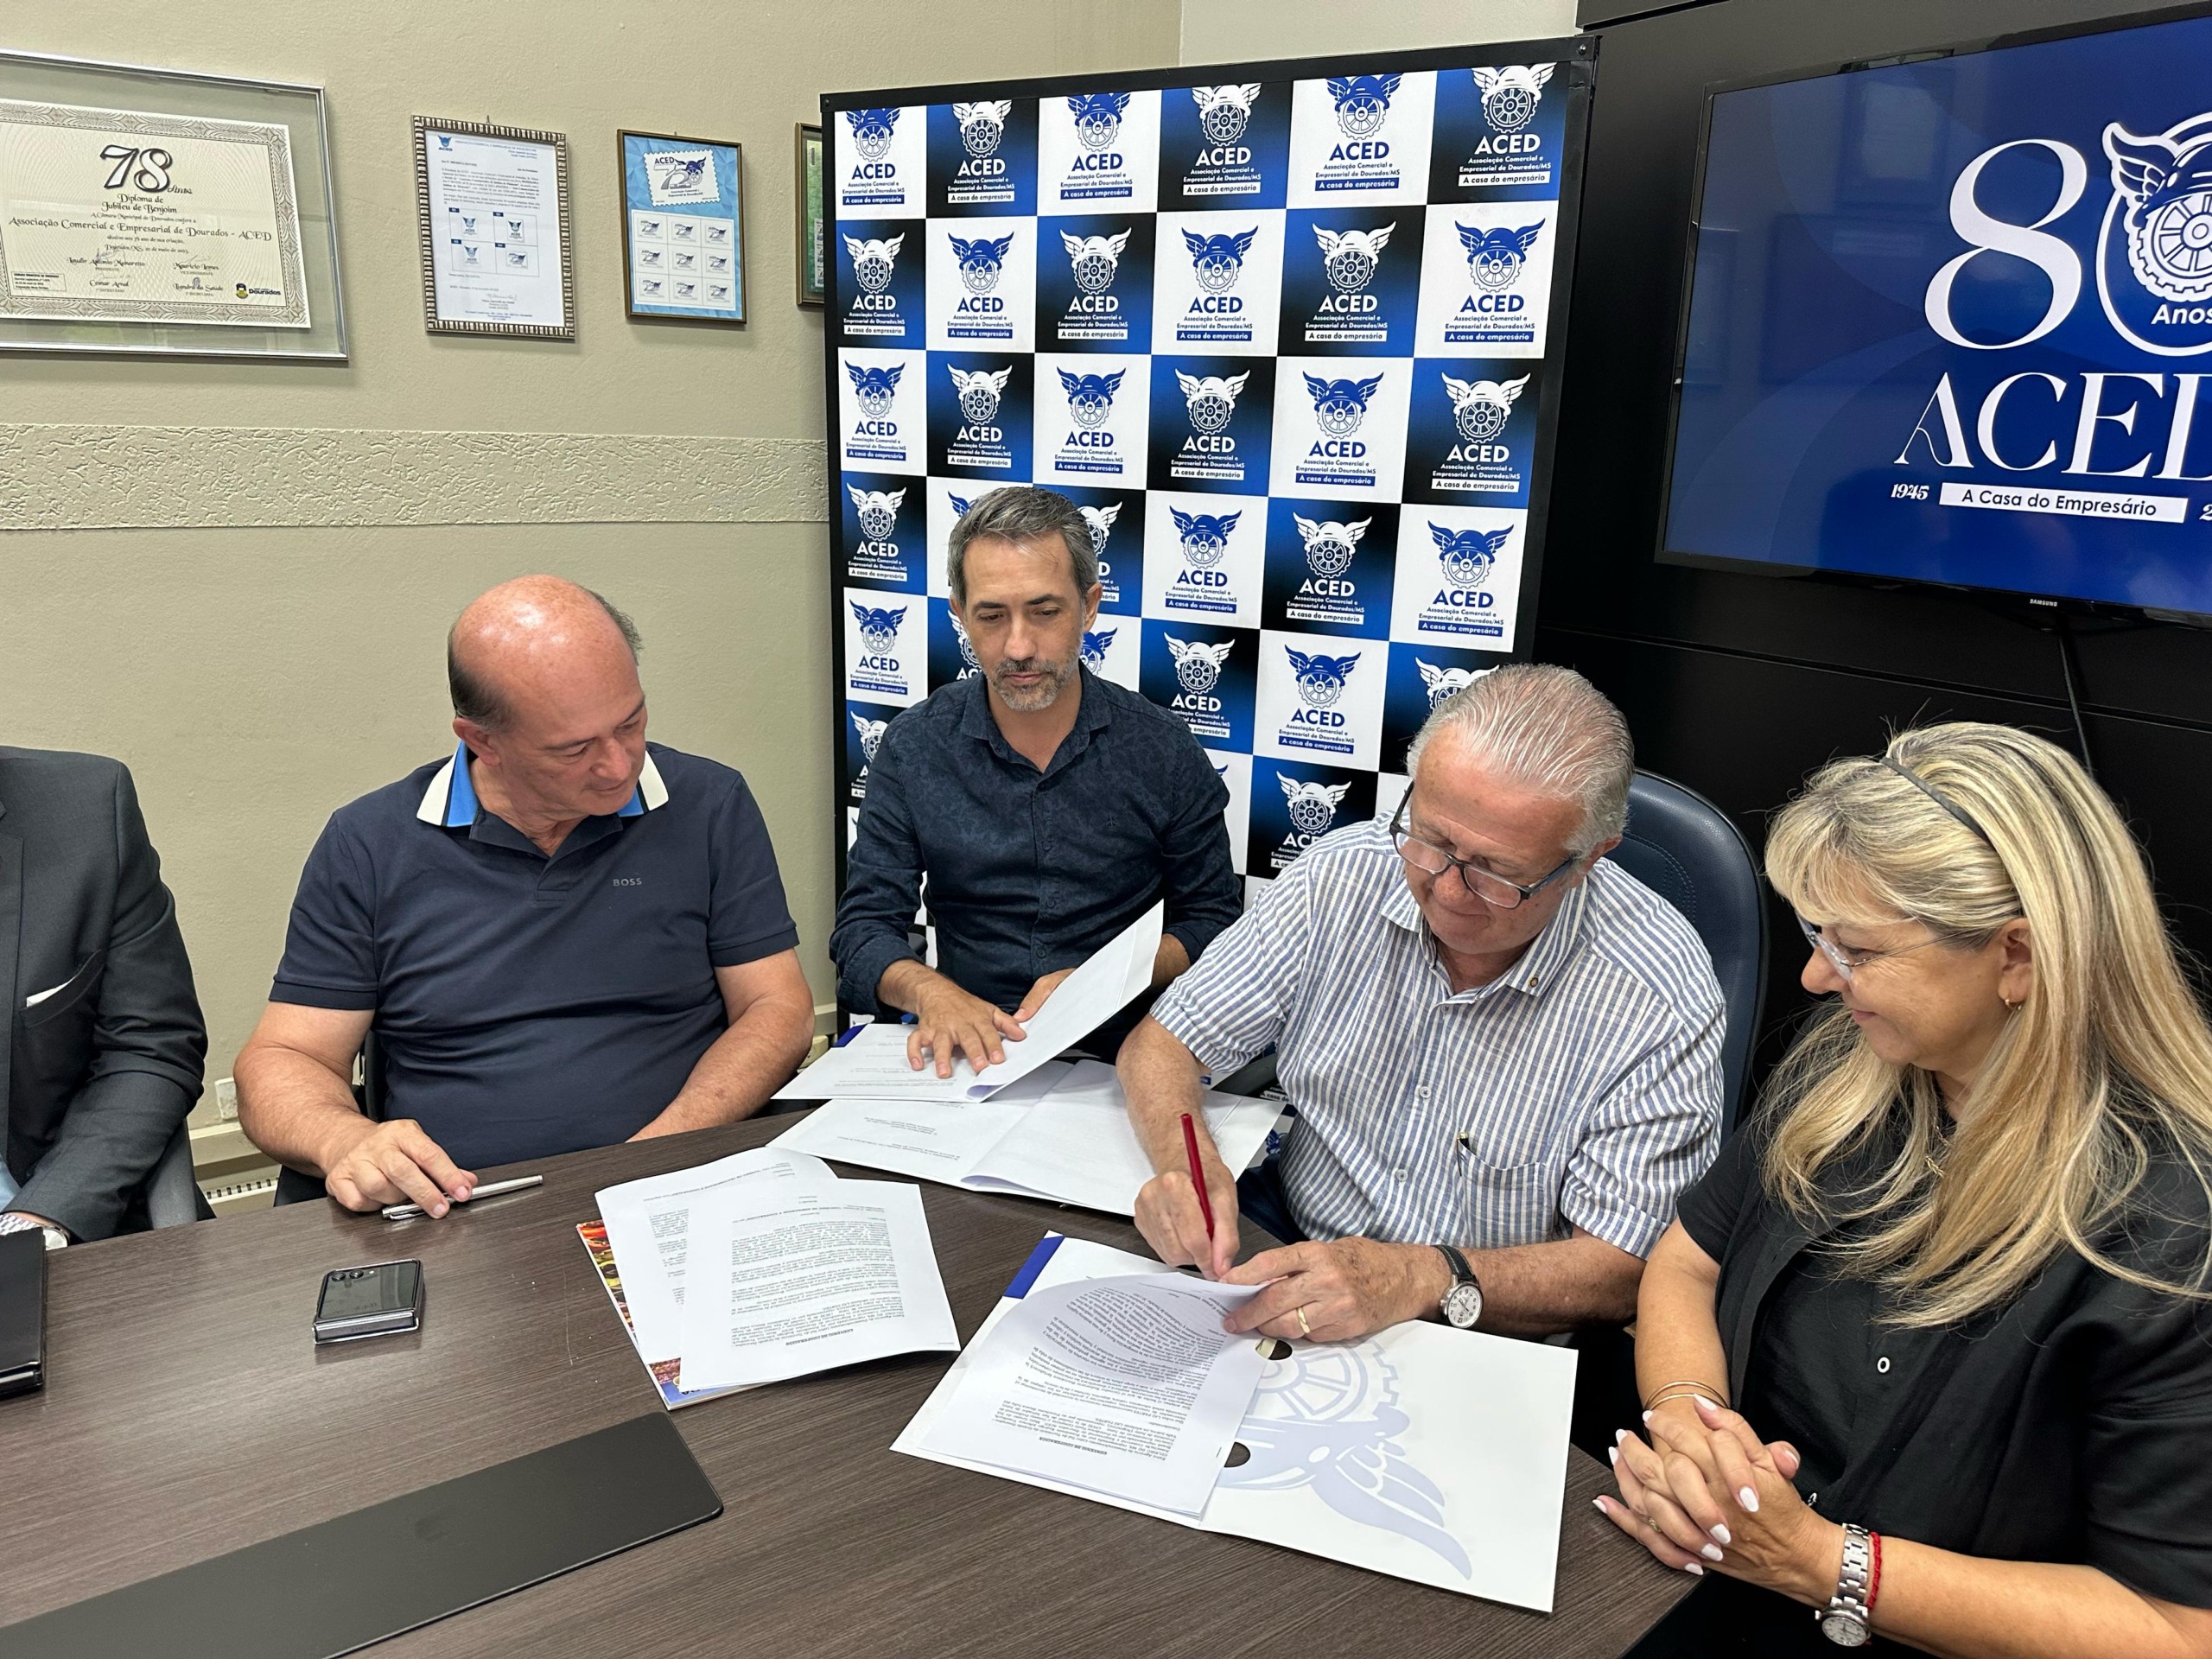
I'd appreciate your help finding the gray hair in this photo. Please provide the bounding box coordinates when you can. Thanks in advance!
[1403,663,1633,856]
[448,587,640,730]
[946,486,1099,604]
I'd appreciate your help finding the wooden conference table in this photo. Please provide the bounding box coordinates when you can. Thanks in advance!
[0,1113,1694,1658]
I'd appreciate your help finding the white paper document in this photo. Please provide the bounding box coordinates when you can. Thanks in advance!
[771,1064,1071,1180]
[913,1271,1263,1515]
[594,1147,835,1364]
[774,1060,1279,1217]
[772,902,1165,1103]
[677,1180,959,1391]
[897,1235,1580,1611]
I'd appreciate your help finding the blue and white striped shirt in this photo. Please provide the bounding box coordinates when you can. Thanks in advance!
[1150,818,1724,1258]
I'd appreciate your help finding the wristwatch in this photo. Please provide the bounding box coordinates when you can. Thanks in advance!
[0,1213,67,1251]
[1433,1244,1483,1329]
[1818,1523,1874,1646]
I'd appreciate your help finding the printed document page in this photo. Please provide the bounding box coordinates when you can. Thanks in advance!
[911,1271,1262,1516]
[773,1062,1276,1217]
[677,1180,958,1391]
[770,902,1163,1103]
[769,1064,1071,1181]
[963,1061,1280,1215]
[897,1234,1579,1611]
[594,1147,835,1363]
[767,1020,996,1103]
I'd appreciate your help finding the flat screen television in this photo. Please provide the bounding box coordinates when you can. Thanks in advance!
[1659,4,2212,618]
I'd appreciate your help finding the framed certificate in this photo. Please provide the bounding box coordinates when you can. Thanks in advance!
[413,116,575,339]
[0,49,344,359]
[795,124,824,308]
[619,129,744,325]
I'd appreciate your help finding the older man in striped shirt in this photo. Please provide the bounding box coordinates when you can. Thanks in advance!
[1119,664,1723,1344]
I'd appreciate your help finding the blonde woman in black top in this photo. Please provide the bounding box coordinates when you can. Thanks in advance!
[1603,724,2212,1656]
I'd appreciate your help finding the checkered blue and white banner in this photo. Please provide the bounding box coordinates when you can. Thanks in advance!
[827,51,1589,907]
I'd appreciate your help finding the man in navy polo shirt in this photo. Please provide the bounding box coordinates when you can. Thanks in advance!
[235,577,814,1216]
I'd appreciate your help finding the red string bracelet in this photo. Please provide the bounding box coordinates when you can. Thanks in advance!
[1867,1531,1884,1615]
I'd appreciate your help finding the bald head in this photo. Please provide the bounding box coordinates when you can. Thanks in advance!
[446,577,652,836]
[448,576,642,731]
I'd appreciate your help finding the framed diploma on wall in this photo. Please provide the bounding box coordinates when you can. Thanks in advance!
[413,116,575,340]
[619,130,744,325]
[0,49,345,359]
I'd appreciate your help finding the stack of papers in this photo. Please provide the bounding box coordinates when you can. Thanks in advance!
[771,1060,1279,1217]
[898,1234,1581,1612]
[766,902,1278,1216]
[770,903,1166,1106]
[583,1146,958,1407]
[911,1265,1264,1516]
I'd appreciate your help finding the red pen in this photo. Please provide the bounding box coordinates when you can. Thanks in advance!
[1180,1111,1216,1239]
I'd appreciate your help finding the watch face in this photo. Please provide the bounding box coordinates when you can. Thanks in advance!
[1818,1612,1871,1648]
[1442,1281,1483,1328]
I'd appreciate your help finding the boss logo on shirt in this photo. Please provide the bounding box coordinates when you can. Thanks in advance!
[612,877,645,887]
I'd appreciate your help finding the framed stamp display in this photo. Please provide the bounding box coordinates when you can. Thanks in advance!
[619,129,744,325]
[795,124,824,307]
[413,116,575,339]
[0,48,345,359]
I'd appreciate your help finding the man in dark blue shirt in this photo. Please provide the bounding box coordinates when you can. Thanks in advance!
[235,577,814,1216]
[830,486,1240,1076]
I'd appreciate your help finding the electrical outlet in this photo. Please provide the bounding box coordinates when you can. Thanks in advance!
[214,1077,238,1122]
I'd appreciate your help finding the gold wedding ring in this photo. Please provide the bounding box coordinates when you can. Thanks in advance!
[1295,1306,1312,1337]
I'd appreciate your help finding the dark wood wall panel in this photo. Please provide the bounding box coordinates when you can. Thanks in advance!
[1546,0,2212,1079]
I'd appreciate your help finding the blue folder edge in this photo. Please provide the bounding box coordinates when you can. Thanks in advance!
[1001,1232,1065,1300]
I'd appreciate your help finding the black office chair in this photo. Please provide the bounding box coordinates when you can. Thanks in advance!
[271,1028,385,1207]
[141,1121,215,1227]
[1603,771,1768,1137]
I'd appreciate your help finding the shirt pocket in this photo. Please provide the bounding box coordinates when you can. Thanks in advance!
[1459,1151,1567,1250]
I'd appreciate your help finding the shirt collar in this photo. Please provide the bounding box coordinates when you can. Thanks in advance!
[1380,845,1594,999]
[957,666,1111,766]
[415,741,668,830]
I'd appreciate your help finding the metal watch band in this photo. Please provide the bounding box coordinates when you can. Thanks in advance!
[1819,1523,1874,1644]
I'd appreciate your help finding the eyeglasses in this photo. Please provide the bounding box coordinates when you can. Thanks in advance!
[1389,795,1581,911]
[1795,914,1947,982]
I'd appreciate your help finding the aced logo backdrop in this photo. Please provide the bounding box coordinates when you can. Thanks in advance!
[827,48,1582,893]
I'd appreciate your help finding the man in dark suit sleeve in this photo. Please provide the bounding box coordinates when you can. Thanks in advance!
[0,748,207,1246]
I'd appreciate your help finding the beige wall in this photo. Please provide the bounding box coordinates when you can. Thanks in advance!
[2,0,1579,1144]
[0,1,1183,1130]
[1179,0,1580,60]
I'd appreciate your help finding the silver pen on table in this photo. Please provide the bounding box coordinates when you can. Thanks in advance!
[381,1173,544,1221]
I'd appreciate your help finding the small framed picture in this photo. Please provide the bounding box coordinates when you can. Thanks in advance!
[620,129,744,325]
[414,116,575,340]
[795,124,824,308]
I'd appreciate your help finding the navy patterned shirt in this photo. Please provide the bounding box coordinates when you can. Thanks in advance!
[831,668,1242,1018]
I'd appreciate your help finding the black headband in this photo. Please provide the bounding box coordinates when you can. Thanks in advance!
[1879,755,1991,844]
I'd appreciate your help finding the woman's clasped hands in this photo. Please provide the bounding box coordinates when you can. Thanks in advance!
[1596,1395,1847,1608]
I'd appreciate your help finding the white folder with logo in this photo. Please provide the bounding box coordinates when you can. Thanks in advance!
[894,1234,1580,1612]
